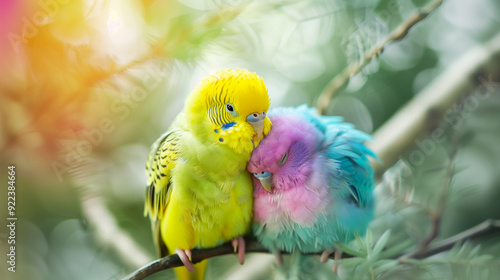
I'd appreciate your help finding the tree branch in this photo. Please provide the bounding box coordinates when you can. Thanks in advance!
[413,111,462,257]
[398,219,500,261]
[80,193,154,268]
[123,219,500,280]
[122,239,357,280]
[122,240,265,280]
[317,0,443,115]
[369,33,500,176]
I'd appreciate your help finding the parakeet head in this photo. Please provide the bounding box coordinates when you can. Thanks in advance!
[247,112,321,193]
[187,69,272,155]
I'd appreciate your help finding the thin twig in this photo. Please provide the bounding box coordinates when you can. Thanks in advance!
[316,0,443,115]
[398,219,500,260]
[414,111,463,257]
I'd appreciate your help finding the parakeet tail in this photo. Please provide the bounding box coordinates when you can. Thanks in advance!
[174,260,207,280]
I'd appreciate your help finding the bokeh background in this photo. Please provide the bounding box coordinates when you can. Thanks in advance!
[1,0,500,279]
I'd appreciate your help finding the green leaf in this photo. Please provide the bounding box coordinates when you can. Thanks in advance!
[455,241,472,259]
[378,239,414,259]
[365,229,374,250]
[336,257,366,267]
[448,241,463,257]
[354,233,368,256]
[371,230,391,258]
[372,260,398,274]
[400,258,424,265]
[471,254,495,263]
[469,244,481,258]
[336,242,365,257]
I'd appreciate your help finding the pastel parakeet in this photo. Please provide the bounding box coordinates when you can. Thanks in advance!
[247,105,376,272]
[144,69,272,280]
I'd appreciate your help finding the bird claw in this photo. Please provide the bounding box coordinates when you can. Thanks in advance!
[231,236,246,265]
[320,249,333,263]
[321,248,342,273]
[274,250,283,267]
[332,249,343,273]
[175,248,194,273]
[232,239,238,253]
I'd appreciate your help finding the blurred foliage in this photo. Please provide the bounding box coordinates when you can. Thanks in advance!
[1,0,500,279]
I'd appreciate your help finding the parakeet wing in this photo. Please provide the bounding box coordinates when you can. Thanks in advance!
[323,120,375,208]
[290,105,376,207]
[144,130,181,256]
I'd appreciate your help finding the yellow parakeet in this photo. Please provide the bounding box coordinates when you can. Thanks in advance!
[144,69,272,280]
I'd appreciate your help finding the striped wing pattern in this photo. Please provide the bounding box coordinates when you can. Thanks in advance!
[144,130,181,256]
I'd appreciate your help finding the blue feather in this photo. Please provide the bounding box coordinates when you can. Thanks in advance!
[252,104,377,254]
[221,122,237,130]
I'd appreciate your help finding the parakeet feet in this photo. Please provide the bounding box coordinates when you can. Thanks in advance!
[231,236,246,265]
[274,249,283,267]
[332,249,342,273]
[320,248,342,272]
[174,248,194,273]
[320,249,333,263]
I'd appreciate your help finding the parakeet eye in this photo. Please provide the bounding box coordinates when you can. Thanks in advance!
[278,152,288,166]
[254,171,271,178]
[225,103,238,117]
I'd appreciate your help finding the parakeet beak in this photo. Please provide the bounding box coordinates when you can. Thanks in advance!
[246,112,265,143]
[254,171,274,192]
[259,177,274,193]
